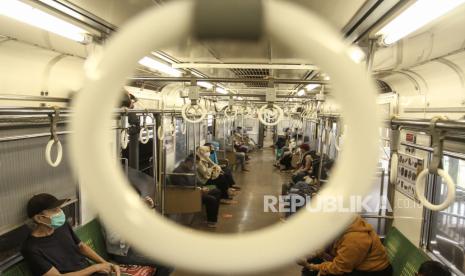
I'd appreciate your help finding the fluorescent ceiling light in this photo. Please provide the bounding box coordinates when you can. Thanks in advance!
[0,0,91,43]
[305,84,320,91]
[138,57,183,77]
[377,0,465,45]
[297,89,305,96]
[216,87,228,94]
[320,73,331,81]
[348,46,365,63]
[198,81,213,89]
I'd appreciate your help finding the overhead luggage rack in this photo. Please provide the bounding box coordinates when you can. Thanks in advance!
[390,117,465,132]
[130,76,329,85]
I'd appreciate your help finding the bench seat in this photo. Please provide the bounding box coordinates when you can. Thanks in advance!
[1,219,155,276]
[383,227,430,276]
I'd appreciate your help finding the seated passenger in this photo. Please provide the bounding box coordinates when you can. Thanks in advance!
[275,135,287,161]
[234,141,250,157]
[299,216,391,276]
[205,142,219,165]
[229,147,249,172]
[236,127,256,151]
[275,135,287,151]
[224,141,248,171]
[197,146,236,202]
[288,138,297,152]
[232,131,250,157]
[417,261,451,276]
[237,151,250,172]
[103,184,174,276]
[320,160,334,185]
[292,144,313,183]
[171,155,221,228]
[204,143,241,189]
[21,193,121,276]
[279,147,293,171]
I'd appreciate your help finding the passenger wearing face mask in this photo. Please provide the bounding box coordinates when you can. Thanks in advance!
[204,143,241,190]
[197,146,236,203]
[204,142,219,164]
[21,193,120,276]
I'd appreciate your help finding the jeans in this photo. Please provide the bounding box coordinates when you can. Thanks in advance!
[203,188,221,222]
[111,249,174,276]
[235,152,246,170]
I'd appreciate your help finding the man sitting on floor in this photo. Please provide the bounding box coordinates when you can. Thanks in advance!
[299,215,392,276]
[21,193,120,276]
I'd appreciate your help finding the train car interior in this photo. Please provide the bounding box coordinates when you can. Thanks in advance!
[1,0,465,275]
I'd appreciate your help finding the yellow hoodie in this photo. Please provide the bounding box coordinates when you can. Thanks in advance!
[315,216,390,275]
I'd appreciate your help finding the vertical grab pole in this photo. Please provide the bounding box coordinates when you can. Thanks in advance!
[223,117,227,159]
[116,115,121,162]
[162,144,167,215]
[160,115,167,215]
[199,117,201,146]
[193,121,197,187]
[212,114,216,141]
[152,112,159,211]
[317,118,326,182]
[302,119,307,144]
[241,113,244,136]
[154,113,164,214]
[186,121,190,156]
[378,169,385,233]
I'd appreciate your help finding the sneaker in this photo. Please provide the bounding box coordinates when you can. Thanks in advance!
[220,199,238,205]
[207,222,217,228]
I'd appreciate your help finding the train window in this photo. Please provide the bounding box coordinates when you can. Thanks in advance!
[427,155,465,275]
[379,127,391,172]
[175,118,187,163]
[327,122,338,159]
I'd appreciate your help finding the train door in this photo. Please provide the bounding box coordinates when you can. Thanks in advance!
[423,146,465,275]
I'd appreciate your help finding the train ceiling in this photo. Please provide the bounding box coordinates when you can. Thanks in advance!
[8,0,403,96]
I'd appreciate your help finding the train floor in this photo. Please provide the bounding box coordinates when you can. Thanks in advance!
[172,147,303,276]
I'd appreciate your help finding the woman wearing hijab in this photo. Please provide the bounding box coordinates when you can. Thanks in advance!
[196,146,235,203]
